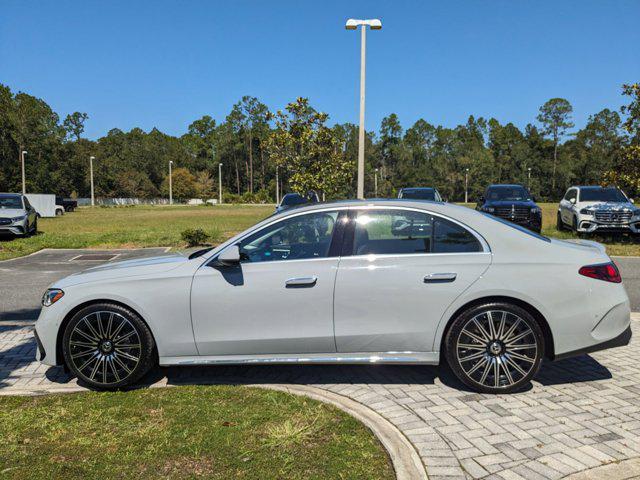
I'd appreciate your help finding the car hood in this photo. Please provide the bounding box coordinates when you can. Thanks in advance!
[54,254,190,288]
[0,208,26,218]
[484,200,536,207]
[579,201,636,211]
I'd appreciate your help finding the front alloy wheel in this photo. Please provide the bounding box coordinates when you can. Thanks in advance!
[62,303,156,389]
[445,303,544,394]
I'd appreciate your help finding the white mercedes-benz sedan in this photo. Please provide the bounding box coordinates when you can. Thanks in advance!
[34,200,632,393]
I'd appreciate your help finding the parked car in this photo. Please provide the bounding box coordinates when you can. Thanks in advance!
[476,184,542,233]
[35,199,631,394]
[56,196,77,212]
[558,186,640,234]
[398,187,443,202]
[0,193,38,236]
[275,191,319,213]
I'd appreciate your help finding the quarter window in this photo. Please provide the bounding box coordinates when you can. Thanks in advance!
[352,209,481,256]
[239,211,339,263]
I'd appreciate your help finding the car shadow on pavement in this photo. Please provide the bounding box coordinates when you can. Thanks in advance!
[0,307,42,321]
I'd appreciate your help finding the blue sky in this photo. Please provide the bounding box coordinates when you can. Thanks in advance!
[2,0,639,140]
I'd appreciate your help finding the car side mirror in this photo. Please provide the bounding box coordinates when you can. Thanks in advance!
[217,245,240,266]
[570,198,576,204]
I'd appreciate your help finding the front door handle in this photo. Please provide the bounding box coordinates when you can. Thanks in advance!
[424,273,457,283]
[285,276,318,288]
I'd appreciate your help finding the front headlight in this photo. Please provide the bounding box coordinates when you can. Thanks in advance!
[530,207,541,214]
[42,289,64,307]
[11,215,27,222]
[580,208,595,216]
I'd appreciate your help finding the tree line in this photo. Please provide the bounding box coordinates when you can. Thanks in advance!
[0,82,638,202]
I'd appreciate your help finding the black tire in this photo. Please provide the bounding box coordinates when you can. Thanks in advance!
[556,212,564,231]
[62,303,156,390]
[444,302,544,394]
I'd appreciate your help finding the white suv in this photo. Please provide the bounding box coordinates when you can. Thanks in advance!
[557,186,640,234]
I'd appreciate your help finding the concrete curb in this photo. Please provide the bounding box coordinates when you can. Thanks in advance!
[253,383,428,480]
[562,457,640,480]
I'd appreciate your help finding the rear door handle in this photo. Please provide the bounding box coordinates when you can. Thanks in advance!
[285,276,318,288]
[424,273,457,283]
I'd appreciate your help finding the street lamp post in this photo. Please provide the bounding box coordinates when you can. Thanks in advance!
[218,163,223,205]
[89,156,96,206]
[275,165,280,205]
[374,168,378,197]
[465,168,469,204]
[169,161,173,205]
[21,150,27,195]
[528,167,532,190]
[346,18,382,200]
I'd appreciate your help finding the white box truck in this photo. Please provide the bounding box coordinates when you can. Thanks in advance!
[25,194,57,218]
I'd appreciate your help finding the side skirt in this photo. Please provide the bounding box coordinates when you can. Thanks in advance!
[159,351,440,366]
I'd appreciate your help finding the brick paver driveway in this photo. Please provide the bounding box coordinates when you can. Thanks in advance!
[2,316,638,480]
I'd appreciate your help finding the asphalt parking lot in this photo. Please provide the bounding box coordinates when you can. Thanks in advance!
[1,249,638,322]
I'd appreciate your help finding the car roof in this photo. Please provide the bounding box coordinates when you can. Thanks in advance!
[400,187,436,191]
[0,192,23,197]
[486,184,526,189]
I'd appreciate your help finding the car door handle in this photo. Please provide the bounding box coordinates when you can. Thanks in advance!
[423,273,457,283]
[285,276,318,288]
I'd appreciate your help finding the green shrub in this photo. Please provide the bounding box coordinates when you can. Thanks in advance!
[181,227,210,247]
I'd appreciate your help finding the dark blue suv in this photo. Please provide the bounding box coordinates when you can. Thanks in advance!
[476,184,542,233]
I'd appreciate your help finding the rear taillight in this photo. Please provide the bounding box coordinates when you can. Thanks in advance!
[579,262,622,283]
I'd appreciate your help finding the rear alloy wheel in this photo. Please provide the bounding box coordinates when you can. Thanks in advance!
[62,303,156,390]
[445,303,544,394]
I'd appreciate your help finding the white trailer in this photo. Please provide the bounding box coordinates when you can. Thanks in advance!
[25,194,57,218]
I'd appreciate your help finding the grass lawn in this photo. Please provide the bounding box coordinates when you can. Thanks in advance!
[0,385,394,480]
[0,205,274,261]
[1,202,638,261]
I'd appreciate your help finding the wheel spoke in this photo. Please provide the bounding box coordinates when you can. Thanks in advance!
[113,355,132,375]
[494,357,500,387]
[487,311,497,339]
[106,313,115,338]
[83,317,101,341]
[457,343,485,351]
[505,357,528,376]
[479,359,492,384]
[507,344,537,351]
[71,349,96,360]
[504,329,533,346]
[115,330,136,344]
[500,357,514,385]
[461,329,487,345]
[110,318,127,341]
[109,358,121,382]
[70,340,97,348]
[506,351,535,364]
[496,312,506,340]
[472,318,491,341]
[466,357,487,376]
[500,318,521,342]
[459,350,486,363]
[78,353,99,372]
[115,349,140,362]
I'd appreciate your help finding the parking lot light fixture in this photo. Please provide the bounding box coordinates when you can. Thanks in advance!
[89,156,96,206]
[218,163,223,205]
[169,161,173,205]
[528,167,532,189]
[465,168,469,204]
[21,150,27,195]
[345,18,382,199]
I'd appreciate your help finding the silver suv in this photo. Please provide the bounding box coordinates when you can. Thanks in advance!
[558,186,640,234]
[0,193,38,236]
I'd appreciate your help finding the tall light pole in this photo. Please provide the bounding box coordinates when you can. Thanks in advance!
[374,168,378,197]
[528,167,532,190]
[89,156,96,206]
[275,165,280,205]
[465,168,469,204]
[169,160,173,205]
[21,150,27,195]
[218,163,223,205]
[346,18,382,200]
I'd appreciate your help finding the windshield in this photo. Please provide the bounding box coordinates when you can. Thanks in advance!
[0,195,23,209]
[486,186,530,201]
[281,194,308,207]
[580,187,628,203]
[401,189,435,201]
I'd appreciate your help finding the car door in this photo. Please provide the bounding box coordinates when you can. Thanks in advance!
[333,207,491,353]
[190,209,345,356]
